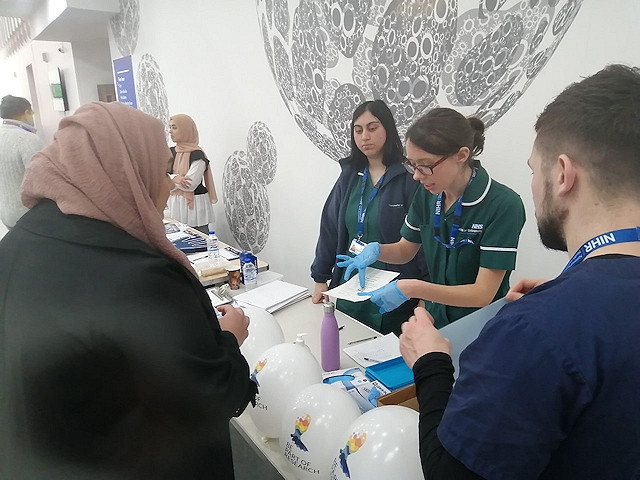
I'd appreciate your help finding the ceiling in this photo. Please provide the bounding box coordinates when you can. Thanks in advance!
[0,0,116,42]
[34,7,114,41]
[0,0,40,19]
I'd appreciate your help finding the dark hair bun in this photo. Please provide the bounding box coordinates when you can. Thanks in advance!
[467,116,485,156]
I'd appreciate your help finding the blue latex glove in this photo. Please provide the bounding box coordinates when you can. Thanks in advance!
[336,242,381,288]
[357,280,408,313]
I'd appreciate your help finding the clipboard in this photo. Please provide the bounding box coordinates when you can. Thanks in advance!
[440,298,507,379]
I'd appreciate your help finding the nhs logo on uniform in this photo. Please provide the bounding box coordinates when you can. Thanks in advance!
[462,223,484,234]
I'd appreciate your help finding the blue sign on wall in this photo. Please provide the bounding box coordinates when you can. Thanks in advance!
[113,56,137,108]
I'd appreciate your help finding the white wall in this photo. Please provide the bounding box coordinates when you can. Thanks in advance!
[3,0,639,290]
[72,36,113,104]
[113,0,639,290]
[1,39,79,144]
[482,0,640,281]
[112,0,344,289]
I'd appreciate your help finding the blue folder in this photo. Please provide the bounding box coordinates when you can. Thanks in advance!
[364,298,508,389]
[171,233,207,253]
[364,357,414,391]
[165,223,208,253]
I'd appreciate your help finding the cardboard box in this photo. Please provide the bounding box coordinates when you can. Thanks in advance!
[376,383,419,412]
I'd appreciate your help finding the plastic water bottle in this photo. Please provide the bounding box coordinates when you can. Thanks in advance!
[208,230,220,264]
[242,261,257,289]
[240,250,258,287]
[320,300,340,371]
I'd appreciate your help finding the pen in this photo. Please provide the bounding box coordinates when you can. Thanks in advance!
[347,335,378,345]
[363,357,383,363]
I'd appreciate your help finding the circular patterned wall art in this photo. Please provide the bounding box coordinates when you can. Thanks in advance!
[223,122,277,254]
[256,0,584,160]
[110,0,140,57]
[135,53,170,139]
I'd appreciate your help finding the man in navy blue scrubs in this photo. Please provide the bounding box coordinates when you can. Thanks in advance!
[399,64,640,479]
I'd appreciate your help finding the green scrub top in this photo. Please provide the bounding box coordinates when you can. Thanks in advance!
[336,170,416,335]
[400,165,525,328]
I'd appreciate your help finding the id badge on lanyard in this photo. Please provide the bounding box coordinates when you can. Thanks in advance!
[349,238,367,255]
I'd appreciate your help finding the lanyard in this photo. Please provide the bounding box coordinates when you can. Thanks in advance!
[433,168,477,249]
[2,118,37,134]
[357,168,386,238]
[562,227,640,272]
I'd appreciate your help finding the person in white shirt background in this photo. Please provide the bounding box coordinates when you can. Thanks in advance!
[0,94,43,229]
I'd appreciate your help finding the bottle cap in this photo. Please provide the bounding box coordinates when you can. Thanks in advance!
[294,333,309,347]
[323,300,335,313]
[209,230,215,235]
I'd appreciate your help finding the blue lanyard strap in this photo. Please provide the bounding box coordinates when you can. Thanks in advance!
[357,168,386,238]
[433,168,477,249]
[2,118,37,133]
[562,226,640,272]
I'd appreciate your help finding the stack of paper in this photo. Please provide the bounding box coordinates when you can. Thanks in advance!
[233,280,310,313]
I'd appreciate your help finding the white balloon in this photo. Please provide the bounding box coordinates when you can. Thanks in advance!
[240,305,285,369]
[330,405,424,480]
[249,343,323,438]
[279,384,362,479]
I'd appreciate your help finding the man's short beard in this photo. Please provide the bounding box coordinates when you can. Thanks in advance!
[537,178,569,252]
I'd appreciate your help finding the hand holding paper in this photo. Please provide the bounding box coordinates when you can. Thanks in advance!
[358,280,408,313]
[336,242,380,288]
[324,267,399,303]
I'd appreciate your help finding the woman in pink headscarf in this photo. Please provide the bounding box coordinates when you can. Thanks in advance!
[0,102,255,479]
[167,113,217,233]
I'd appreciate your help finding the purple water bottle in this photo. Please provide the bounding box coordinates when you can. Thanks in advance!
[321,300,340,371]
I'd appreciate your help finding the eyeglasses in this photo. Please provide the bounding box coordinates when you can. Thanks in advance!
[402,154,449,176]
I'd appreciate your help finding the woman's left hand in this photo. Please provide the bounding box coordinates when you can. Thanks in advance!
[312,282,329,304]
[173,174,191,188]
[357,280,408,313]
[216,304,250,346]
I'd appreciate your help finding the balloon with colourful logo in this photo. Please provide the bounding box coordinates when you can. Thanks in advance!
[329,405,424,480]
[249,342,323,438]
[279,383,362,479]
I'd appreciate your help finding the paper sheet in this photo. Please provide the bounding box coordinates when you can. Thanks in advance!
[166,230,190,242]
[219,247,240,261]
[343,333,401,368]
[187,251,209,263]
[324,267,399,302]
